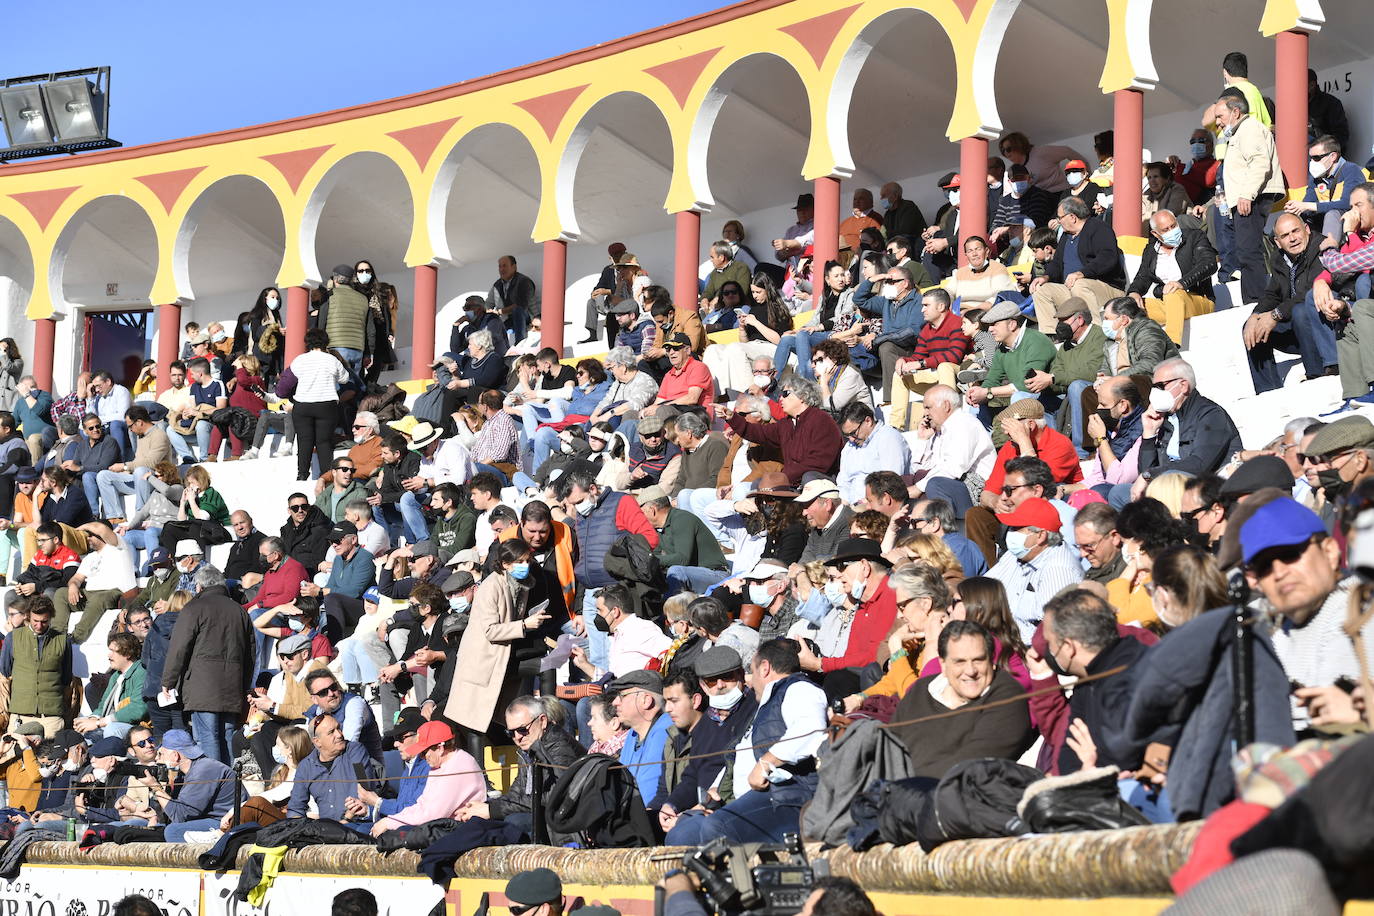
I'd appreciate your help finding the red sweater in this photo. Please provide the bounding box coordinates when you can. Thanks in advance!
[248,556,309,611]
[984,426,1084,493]
[910,309,971,369]
[822,577,898,673]
[727,405,843,486]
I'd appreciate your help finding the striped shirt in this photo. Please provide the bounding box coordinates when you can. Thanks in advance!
[289,351,348,403]
[989,544,1084,643]
[910,309,972,368]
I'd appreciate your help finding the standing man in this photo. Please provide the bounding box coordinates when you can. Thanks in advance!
[772,193,815,269]
[1216,89,1285,305]
[321,265,369,378]
[488,255,539,343]
[159,566,255,765]
[0,597,72,738]
[87,370,134,462]
[880,182,927,241]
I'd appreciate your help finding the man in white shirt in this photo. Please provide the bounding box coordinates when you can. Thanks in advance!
[837,402,911,504]
[344,501,390,559]
[664,638,827,845]
[571,583,671,679]
[52,521,137,645]
[907,384,995,493]
[987,497,1083,642]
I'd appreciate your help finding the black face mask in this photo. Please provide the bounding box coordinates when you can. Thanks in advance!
[1043,643,1072,678]
[1317,468,1350,499]
[1054,322,1075,346]
[592,614,611,634]
[1095,408,1115,428]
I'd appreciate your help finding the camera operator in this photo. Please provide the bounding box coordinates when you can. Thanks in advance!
[33,734,129,823]
[657,872,876,916]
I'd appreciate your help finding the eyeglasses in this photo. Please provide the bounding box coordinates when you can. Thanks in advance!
[1179,504,1213,522]
[1151,378,1183,390]
[129,617,151,627]
[289,503,309,512]
[351,424,368,430]
[310,685,341,698]
[781,389,795,398]
[1310,153,1332,162]
[509,904,540,916]
[133,738,155,749]
[1000,483,1033,496]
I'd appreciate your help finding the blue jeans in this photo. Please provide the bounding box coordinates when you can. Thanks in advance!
[506,307,530,343]
[665,790,802,845]
[336,347,364,378]
[667,565,729,595]
[337,636,381,685]
[773,330,829,379]
[168,420,211,462]
[1065,379,1092,458]
[520,400,568,447]
[106,420,134,462]
[374,501,426,545]
[191,711,237,765]
[474,462,508,486]
[81,472,102,518]
[1291,290,1341,377]
[96,466,153,517]
[530,426,561,470]
[165,817,227,843]
[512,471,538,493]
[148,702,186,741]
[122,526,163,575]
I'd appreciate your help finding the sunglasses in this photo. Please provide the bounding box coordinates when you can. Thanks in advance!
[133,738,155,749]
[84,425,102,432]
[1000,483,1032,496]
[507,718,540,738]
[351,424,368,430]
[1247,536,1317,578]
[509,904,541,916]
[1151,378,1183,390]
[310,685,342,698]
[289,503,309,512]
[334,466,355,473]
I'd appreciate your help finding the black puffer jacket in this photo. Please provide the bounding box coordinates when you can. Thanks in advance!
[280,505,332,573]
[489,725,587,823]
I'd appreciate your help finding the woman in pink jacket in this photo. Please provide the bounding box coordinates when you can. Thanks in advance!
[369,720,484,836]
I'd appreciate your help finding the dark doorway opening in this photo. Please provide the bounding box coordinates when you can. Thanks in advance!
[83,309,151,388]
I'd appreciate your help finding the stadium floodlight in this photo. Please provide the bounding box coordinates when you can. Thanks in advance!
[0,67,119,161]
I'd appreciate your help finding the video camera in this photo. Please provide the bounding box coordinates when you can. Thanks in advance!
[661,835,816,916]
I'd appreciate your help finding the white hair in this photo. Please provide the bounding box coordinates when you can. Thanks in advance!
[353,410,379,432]
[469,329,494,351]
[1154,357,1196,389]
[923,384,962,412]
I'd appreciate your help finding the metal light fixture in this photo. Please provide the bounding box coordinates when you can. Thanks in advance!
[0,67,118,161]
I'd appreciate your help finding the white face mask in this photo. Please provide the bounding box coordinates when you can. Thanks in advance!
[266,297,280,309]
[1148,386,1177,414]
[708,687,743,710]
[63,760,78,773]
[92,767,108,781]
[948,190,960,207]
[813,359,832,377]
[1065,172,1085,186]
[559,440,574,454]
[748,582,774,606]
[211,331,227,343]
[39,766,54,779]
[881,283,899,299]
[356,271,372,284]
[575,494,597,516]
[1309,156,1332,179]
[752,374,772,389]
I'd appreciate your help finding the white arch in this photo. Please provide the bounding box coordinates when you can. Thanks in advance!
[171,174,286,302]
[970,0,1024,138]
[49,196,158,314]
[427,124,542,264]
[0,217,35,360]
[299,151,411,286]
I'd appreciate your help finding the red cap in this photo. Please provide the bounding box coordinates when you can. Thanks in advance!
[1064,159,1088,172]
[996,496,1062,532]
[942,175,962,189]
[402,720,454,756]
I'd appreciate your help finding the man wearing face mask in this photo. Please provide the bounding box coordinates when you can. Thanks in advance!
[658,647,757,834]
[449,294,510,361]
[1098,297,1178,379]
[988,497,1083,642]
[1299,415,1374,523]
[794,539,896,688]
[1287,136,1365,247]
[1136,357,1242,485]
[1126,210,1217,344]
[1082,375,1145,494]
[570,583,671,684]
[1028,297,1107,458]
[1175,131,1218,205]
[739,560,800,642]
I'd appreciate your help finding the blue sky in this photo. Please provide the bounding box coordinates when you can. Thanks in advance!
[4,0,725,148]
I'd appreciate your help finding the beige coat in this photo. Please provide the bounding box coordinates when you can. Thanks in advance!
[1221,115,1285,207]
[445,572,529,732]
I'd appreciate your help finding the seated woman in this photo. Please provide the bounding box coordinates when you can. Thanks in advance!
[1106,497,1190,631]
[840,563,951,713]
[528,361,611,470]
[813,338,875,416]
[776,259,876,381]
[212,354,268,460]
[701,281,743,333]
[364,720,484,836]
[586,693,629,757]
[439,329,505,411]
[220,725,313,828]
[892,618,1035,779]
[115,461,182,576]
[943,236,1016,311]
[704,273,794,398]
[157,464,230,553]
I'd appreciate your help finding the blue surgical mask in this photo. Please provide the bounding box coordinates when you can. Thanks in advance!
[1011,181,1029,195]
[356,271,372,284]
[848,576,867,601]
[823,579,846,607]
[287,618,305,632]
[272,746,288,765]
[1005,530,1032,559]
[450,597,470,615]
[1102,319,1120,341]
[796,588,828,624]
[1190,142,1208,160]
[881,198,892,211]
[1159,227,1183,247]
[509,562,530,580]
[748,583,774,607]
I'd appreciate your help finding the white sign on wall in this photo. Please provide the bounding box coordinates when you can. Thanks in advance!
[201,871,444,916]
[0,866,201,916]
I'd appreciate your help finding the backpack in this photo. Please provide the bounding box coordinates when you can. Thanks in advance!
[603,533,665,618]
[544,753,656,848]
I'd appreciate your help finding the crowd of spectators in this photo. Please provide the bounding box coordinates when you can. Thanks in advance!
[0,53,1369,916]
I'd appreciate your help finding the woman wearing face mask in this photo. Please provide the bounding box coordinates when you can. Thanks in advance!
[1107,497,1190,631]
[812,338,874,415]
[235,288,287,384]
[789,560,855,655]
[588,423,632,491]
[944,237,1016,312]
[352,259,399,385]
[1146,544,1228,630]
[447,539,554,759]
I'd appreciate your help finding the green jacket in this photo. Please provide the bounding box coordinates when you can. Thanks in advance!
[1049,326,1108,394]
[130,570,178,612]
[655,507,728,572]
[1100,316,1180,378]
[324,285,369,352]
[701,259,752,303]
[9,627,69,717]
[196,487,231,526]
[432,505,478,562]
[315,479,369,522]
[96,660,148,725]
[986,327,1057,402]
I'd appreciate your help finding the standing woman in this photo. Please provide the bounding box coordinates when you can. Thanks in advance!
[353,259,398,385]
[704,272,794,397]
[0,339,21,412]
[444,538,552,762]
[281,328,348,482]
[235,288,286,384]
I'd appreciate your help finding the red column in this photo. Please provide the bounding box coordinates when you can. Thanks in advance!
[411,264,438,379]
[674,209,702,311]
[540,240,568,354]
[156,303,181,393]
[813,176,841,269]
[31,318,56,393]
[1276,30,1310,191]
[1112,88,1145,239]
[958,137,990,265]
[285,285,309,364]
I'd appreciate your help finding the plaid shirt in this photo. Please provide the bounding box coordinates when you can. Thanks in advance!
[50,390,87,425]
[1318,228,1374,280]
[472,409,519,465]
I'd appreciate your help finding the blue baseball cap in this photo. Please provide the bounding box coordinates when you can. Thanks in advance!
[147,546,172,568]
[160,729,204,760]
[1240,497,1328,566]
[363,586,382,604]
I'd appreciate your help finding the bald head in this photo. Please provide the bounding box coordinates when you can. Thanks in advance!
[1273,212,1310,256]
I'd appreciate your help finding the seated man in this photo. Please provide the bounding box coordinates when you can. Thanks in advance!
[962,302,1056,427]
[967,454,1079,567]
[1288,135,1366,246]
[978,401,1082,511]
[894,619,1034,778]
[52,521,137,645]
[665,639,827,845]
[1132,358,1242,490]
[1315,183,1374,409]
[288,713,384,829]
[638,485,729,596]
[1126,210,1217,345]
[889,289,971,431]
[837,402,910,505]
[1294,183,1374,388]
[1098,297,1179,380]
[1073,502,1126,585]
[1245,214,1326,394]
[366,720,484,836]
[65,415,121,519]
[138,729,238,842]
[1029,196,1126,331]
[1080,374,1145,498]
[987,497,1083,641]
[12,522,80,598]
[907,384,997,502]
[1031,297,1107,457]
[668,412,730,518]
[73,632,147,742]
